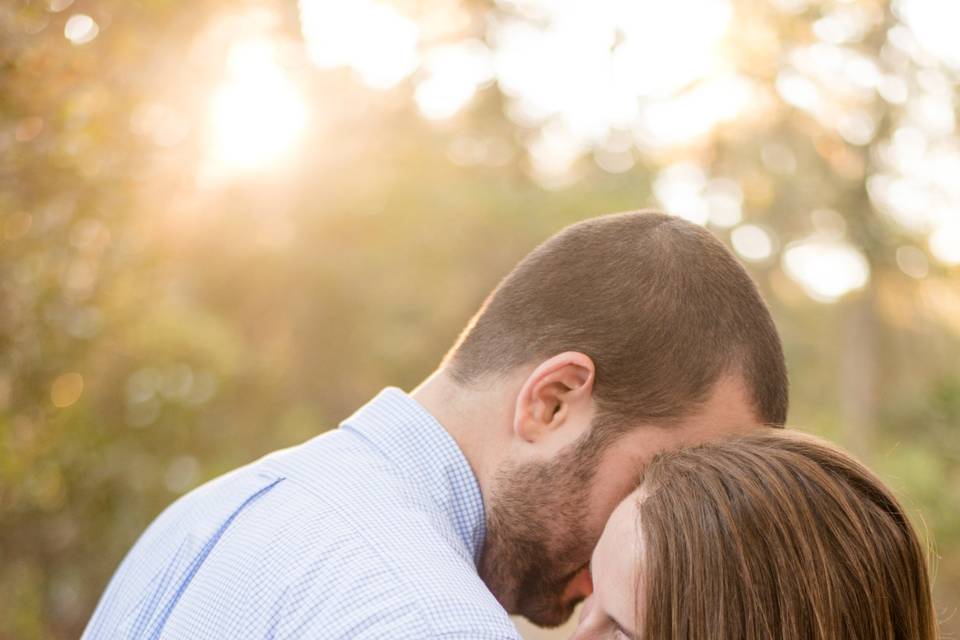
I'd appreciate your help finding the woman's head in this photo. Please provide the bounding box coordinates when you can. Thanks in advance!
[575,430,937,640]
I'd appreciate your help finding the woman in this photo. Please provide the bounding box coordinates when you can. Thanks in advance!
[573,430,938,639]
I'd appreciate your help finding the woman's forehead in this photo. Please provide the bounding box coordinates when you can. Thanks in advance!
[592,490,643,627]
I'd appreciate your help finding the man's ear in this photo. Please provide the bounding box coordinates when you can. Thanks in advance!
[513,351,596,444]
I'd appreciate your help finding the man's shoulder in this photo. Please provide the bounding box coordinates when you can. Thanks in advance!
[259,436,519,638]
[87,427,521,639]
[219,472,520,639]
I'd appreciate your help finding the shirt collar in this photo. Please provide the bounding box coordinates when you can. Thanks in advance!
[339,387,486,565]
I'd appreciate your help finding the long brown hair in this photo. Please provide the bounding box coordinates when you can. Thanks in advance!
[637,430,938,639]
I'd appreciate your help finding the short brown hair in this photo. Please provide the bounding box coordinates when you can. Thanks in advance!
[637,430,938,639]
[445,211,788,426]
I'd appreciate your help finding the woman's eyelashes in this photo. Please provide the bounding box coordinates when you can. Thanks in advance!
[611,620,635,640]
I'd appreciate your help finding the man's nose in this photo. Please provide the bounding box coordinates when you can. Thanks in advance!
[563,565,594,603]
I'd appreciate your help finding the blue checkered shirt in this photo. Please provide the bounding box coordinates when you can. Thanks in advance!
[84,388,522,639]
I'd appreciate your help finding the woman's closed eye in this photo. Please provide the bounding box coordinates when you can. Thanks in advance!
[612,620,635,640]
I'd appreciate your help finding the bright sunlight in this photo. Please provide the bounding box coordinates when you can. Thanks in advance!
[207,38,307,174]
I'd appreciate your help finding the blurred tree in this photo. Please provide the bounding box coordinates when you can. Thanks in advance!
[0,0,957,638]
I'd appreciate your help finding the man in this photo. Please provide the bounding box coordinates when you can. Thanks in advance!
[84,211,788,638]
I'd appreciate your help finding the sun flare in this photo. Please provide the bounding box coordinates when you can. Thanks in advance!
[208,39,307,174]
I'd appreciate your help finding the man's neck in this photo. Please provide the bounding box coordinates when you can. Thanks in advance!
[410,369,516,511]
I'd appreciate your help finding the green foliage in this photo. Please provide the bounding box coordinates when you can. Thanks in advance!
[1,0,958,637]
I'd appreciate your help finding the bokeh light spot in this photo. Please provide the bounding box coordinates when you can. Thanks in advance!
[929,223,960,265]
[654,163,709,225]
[51,373,84,408]
[15,117,44,142]
[896,245,930,278]
[299,0,420,89]
[64,14,99,45]
[415,40,494,120]
[731,224,774,262]
[897,0,960,68]
[783,238,870,302]
[164,456,200,493]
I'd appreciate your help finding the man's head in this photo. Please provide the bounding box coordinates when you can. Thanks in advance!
[436,211,788,626]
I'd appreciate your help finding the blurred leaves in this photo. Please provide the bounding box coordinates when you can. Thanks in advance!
[1,0,958,638]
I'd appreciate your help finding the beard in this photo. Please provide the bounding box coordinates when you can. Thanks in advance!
[478,437,602,627]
